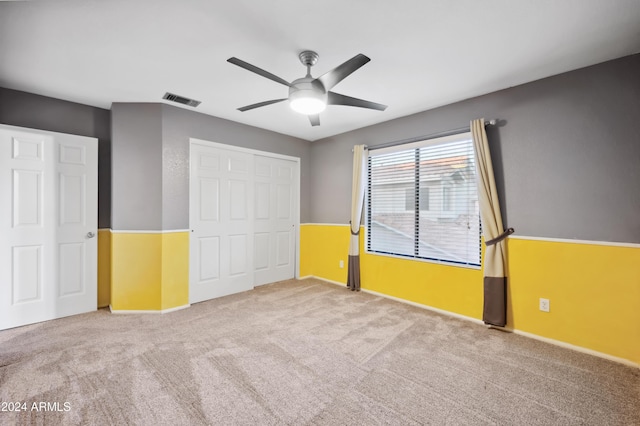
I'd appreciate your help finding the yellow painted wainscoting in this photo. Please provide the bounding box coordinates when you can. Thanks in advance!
[110,231,189,312]
[300,224,640,366]
[507,237,640,365]
[97,229,111,308]
[300,224,350,282]
[160,232,190,311]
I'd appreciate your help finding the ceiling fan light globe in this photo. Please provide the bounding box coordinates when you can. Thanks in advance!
[289,77,327,115]
[290,97,326,115]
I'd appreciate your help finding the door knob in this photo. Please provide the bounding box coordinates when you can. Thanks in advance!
[86,231,96,238]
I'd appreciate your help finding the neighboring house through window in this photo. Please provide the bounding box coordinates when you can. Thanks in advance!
[366,132,481,267]
[405,187,430,211]
[442,186,452,211]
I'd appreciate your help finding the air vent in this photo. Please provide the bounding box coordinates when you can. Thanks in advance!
[162,92,201,107]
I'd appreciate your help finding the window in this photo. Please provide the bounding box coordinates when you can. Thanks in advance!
[442,186,452,211]
[420,187,430,211]
[404,188,414,211]
[366,132,481,267]
[405,187,429,211]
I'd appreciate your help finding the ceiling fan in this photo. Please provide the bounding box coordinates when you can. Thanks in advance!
[227,51,387,126]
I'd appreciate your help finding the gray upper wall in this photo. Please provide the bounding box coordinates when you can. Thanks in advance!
[111,103,164,230]
[0,87,112,228]
[160,104,312,229]
[310,54,640,244]
[110,103,312,230]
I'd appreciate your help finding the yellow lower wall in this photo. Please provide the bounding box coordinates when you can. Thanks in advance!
[97,230,111,308]
[160,232,190,310]
[508,237,640,364]
[300,224,640,365]
[300,224,350,282]
[110,231,189,311]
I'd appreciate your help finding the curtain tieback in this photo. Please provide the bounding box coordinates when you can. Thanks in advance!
[485,228,514,246]
[349,221,360,236]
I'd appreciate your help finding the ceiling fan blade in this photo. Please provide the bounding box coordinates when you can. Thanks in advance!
[238,98,287,112]
[227,57,292,87]
[308,114,320,126]
[316,54,370,90]
[327,92,387,111]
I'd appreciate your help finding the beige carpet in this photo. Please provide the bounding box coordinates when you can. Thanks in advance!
[1,278,638,425]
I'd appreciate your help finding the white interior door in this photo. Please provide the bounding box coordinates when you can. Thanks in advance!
[0,124,97,330]
[190,142,254,303]
[254,155,296,285]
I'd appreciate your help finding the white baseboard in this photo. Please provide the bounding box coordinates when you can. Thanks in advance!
[362,287,485,326]
[310,276,484,326]
[302,276,639,369]
[109,304,190,314]
[297,275,314,280]
[506,328,639,368]
[308,276,345,287]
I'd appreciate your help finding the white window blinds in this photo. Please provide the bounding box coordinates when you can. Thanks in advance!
[366,132,481,267]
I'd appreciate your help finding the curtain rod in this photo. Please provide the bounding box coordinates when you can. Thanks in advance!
[359,119,498,152]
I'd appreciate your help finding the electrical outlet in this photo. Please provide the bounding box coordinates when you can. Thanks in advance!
[339,260,344,268]
[539,298,550,312]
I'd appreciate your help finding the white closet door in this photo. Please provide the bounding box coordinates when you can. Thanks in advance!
[0,125,97,330]
[254,155,296,285]
[190,143,254,303]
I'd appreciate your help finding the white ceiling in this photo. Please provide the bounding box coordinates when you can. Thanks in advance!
[1,0,639,141]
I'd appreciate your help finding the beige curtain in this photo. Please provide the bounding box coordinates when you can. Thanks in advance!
[347,145,368,291]
[471,119,514,326]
